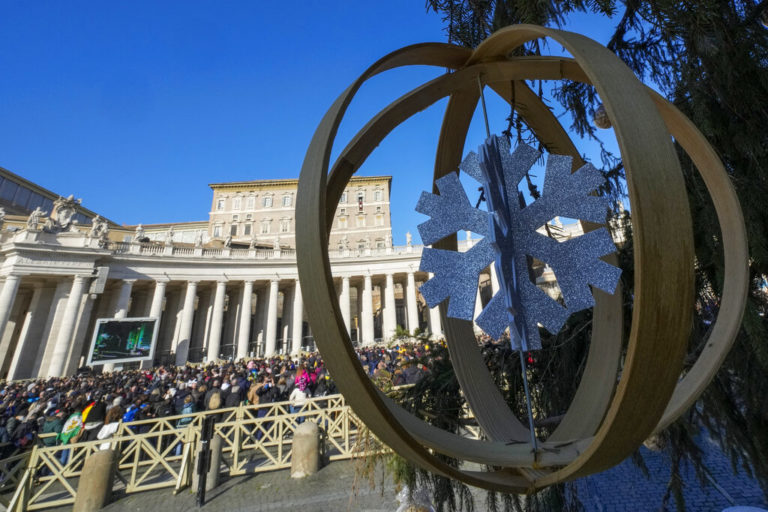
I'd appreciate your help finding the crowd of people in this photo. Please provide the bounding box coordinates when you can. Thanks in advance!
[0,340,439,458]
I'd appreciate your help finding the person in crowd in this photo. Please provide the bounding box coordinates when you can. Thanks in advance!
[372,360,392,391]
[225,385,242,408]
[40,409,63,447]
[289,375,309,424]
[82,393,107,441]
[57,403,85,465]
[0,339,449,455]
[204,380,224,411]
[174,395,196,455]
[96,406,123,451]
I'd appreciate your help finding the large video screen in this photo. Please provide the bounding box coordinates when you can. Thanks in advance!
[86,317,159,365]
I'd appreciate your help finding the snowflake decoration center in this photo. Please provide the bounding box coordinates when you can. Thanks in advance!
[416,135,622,350]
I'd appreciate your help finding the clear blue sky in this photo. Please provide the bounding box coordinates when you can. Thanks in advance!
[0,2,620,243]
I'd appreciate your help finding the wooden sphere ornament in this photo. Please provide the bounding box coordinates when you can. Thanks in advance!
[295,25,749,493]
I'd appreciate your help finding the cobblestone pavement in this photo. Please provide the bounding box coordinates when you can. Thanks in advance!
[576,434,768,511]
[46,432,767,511]
[84,460,397,512]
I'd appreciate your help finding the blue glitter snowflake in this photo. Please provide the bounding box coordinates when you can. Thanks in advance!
[416,135,621,350]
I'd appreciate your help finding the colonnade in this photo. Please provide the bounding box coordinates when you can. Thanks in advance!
[0,268,450,380]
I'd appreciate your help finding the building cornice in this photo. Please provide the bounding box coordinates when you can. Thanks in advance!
[208,175,392,190]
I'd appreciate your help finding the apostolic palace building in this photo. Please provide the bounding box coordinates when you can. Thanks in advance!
[0,165,579,380]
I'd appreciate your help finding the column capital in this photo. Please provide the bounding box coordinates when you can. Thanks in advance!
[121,278,137,284]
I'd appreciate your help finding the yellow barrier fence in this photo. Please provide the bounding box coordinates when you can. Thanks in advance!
[0,394,372,511]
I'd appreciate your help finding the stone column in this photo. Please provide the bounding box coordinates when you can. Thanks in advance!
[291,280,303,355]
[175,281,197,366]
[149,280,167,319]
[236,281,253,360]
[264,279,279,356]
[406,271,419,334]
[47,275,89,378]
[113,279,135,319]
[6,283,44,380]
[428,305,443,339]
[361,273,374,346]
[282,324,290,354]
[339,276,351,336]
[206,281,227,362]
[140,280,167,369]
[383,273,397,340]
[73,449,116,512]
[64,293,96,376]
[254,286,267,355]
[0,274,22,347]
[489,264,500,295]
[103,279,135,372]
[291,421,320,478]
[427,273,443,339]
[32,281,70,377]
[473,287,483,333]
[0,285,27,376]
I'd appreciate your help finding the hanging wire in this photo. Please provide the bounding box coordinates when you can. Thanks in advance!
[477,74,491,139]
[476,72,539,455]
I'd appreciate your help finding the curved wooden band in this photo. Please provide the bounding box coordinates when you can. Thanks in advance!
[297,43,537,493]
[297,24,744,492]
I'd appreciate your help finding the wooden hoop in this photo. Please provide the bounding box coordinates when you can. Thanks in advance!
[296,25,747,492]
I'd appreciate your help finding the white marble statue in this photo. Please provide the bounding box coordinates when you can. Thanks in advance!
[385,233,393,248]
[0,207,6,230]
[133,224,145,242]
[194,231,203,248]
[164,226,175,246]
[224,235,232,248]
[89,215,109,239]
[273,236,281,251]
[406,231,412,247]
[50,195,80,231]
[27,207,47,231]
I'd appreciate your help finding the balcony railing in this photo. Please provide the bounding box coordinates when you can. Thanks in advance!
[103,241,436,261]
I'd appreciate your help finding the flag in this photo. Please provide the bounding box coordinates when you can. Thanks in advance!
[58,413,83,445]
[81,401,95,423]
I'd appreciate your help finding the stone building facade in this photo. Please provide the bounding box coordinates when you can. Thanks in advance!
[207,176,392,250]
[0,171,591,380]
